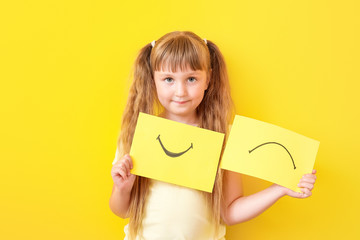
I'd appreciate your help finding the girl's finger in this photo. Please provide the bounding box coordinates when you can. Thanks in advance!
[129,157,133,169]
[124,154,131,161]
[123,159,131,174]
[303,173,317,179]
[301,176,316,184]
[124,154,133,169]
[298,182,314,191]
[120,161,130,175]
[117,166,128,180]
[300,187,312,197]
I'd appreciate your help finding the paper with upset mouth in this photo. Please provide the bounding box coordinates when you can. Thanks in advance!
[220,115,320,193]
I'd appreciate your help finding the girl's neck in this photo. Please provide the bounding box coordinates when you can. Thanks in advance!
[159,111,199,127]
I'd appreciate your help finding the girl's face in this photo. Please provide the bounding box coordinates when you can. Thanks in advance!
[153,65,209,124]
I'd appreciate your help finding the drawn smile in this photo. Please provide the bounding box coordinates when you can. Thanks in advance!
[249,142,296,169]
[156,135,193,158]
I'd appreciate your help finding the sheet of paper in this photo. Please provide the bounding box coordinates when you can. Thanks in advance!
[220,115,320,192]
[130,112,225,192]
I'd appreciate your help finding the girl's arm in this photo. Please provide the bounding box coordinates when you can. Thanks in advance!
[109,154,136,218]
[221,169,317,225]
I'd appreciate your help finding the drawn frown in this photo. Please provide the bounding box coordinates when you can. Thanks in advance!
[248,142,296,169]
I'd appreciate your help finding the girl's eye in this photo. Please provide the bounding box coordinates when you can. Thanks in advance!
[164,78,173,83]
[188,77,197,83]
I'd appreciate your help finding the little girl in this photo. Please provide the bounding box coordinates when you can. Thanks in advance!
[109,31,317,239]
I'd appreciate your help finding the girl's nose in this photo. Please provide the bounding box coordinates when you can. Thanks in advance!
[175,82,187,97]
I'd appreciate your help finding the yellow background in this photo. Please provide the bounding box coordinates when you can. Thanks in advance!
[0,0,359,239]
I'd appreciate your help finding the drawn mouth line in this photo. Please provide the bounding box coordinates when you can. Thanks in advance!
[156,135,193,158]
[249,142,296,169]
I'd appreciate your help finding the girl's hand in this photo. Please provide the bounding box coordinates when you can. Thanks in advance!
[111,154,136,193]
[274,170,317,199]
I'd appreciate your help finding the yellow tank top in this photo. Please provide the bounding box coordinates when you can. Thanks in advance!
[112,149,226,239]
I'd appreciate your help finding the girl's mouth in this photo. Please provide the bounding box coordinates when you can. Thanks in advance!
[173,100,189,104]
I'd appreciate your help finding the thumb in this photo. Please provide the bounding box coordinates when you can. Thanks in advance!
[288,189,305,198]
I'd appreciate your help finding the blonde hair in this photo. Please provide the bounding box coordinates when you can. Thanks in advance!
[116,31,234,239]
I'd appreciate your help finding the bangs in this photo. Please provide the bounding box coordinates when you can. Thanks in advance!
[151,37,209,73]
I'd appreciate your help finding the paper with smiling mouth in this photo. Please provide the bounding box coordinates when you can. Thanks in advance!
[130,112,225,193]
[220,115,319,193]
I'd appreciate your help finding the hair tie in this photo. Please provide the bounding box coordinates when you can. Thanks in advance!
[203,38,207,45]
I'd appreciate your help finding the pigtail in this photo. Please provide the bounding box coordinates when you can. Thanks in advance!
[118,43,156,150]
[199,40,234,133]
[198,39,235,236]
[117,43,156,239]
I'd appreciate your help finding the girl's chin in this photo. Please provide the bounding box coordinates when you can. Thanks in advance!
[165,109,196,117]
